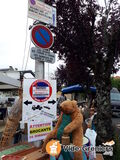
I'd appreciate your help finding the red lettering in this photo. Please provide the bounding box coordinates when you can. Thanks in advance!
[30,125,33,128]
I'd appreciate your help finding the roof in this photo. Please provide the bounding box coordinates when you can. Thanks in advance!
[0,66,14,72]
[0,73,20,90]
[113,76,120,79]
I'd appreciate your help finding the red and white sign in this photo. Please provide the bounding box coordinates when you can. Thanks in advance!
[29,80,52,102]
[22,79,56,122]
[31,25,54,49]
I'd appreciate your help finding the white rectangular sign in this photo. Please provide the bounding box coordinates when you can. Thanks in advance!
[28,0,57,27]
[30,47,55,63]
[22,79,57,123]
[28,121,52,142]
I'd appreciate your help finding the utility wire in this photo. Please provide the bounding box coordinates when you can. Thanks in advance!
[21,0,29,71]
[24,19,35,70]
[24,40,31,70]
[21,17,28,70]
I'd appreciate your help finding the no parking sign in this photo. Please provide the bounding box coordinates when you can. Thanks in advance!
[22,79,57,122]
[29,80,52,102]
[31,25,54,49]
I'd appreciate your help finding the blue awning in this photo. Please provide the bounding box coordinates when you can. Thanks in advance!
[62,84,83,94]
[62,85,96,94]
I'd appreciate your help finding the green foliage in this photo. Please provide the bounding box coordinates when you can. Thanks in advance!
[111,78,120,91]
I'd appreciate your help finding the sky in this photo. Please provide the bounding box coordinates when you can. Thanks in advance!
[0,0,120,77]
[0,0,60,78]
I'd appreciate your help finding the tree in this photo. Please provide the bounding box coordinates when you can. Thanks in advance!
[46,0,96,88]
[92,0,120,143]
[45,0,120,143]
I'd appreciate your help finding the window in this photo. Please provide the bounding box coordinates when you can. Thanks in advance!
[110,93,120,101]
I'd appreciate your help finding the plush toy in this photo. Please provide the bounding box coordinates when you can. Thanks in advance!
[42,100,83,160]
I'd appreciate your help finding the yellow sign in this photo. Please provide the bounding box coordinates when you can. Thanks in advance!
[30,126,51,135]
[28,122,52,142]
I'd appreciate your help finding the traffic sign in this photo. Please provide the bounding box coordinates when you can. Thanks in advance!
[29,80,52,102]
[28,0,57,27]
[31,25,54,49]
[22,79,57,122]
[30,47,55,63]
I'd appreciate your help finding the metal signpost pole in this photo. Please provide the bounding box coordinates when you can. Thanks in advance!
[35,0,45,79]
[35,60,44,79]
[28,0,56,147]
[34,0,44,147]
[34,52,44,147]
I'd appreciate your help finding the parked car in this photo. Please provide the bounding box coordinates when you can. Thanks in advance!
[110,88,120,117]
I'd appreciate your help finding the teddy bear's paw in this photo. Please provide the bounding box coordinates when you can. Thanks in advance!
[63,128,70,134]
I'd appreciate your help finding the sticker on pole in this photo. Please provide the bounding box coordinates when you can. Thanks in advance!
[29,80,52,102]
[31,25,54,49]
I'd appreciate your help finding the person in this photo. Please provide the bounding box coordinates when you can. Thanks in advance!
[57,93,67,115]
[85,105,97,160]
[90,103,97,131]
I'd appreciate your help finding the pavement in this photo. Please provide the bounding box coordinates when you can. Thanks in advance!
[112,117,120,135]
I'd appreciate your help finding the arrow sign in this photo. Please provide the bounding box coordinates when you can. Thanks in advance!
[48,100,56,105]
[24,100,32,106]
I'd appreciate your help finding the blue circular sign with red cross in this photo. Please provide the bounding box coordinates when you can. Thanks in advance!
[31,25,54,49]
[29,80,52,102]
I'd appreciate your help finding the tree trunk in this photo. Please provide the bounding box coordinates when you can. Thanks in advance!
[94,76,113,144]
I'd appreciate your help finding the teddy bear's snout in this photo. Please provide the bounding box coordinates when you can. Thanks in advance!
[59,105,62,110]
[60,105,64,111]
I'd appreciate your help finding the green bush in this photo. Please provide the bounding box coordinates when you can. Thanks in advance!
[111,78,120,91]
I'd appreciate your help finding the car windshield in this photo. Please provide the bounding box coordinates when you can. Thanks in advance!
[111,93,120,101]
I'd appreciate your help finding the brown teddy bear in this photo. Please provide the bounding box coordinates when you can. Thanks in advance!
[42,100,83,160]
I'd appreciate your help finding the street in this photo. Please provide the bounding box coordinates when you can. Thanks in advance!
[112,117,120,135]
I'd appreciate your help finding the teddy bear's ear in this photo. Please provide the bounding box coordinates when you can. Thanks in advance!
[72,100,77,107]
